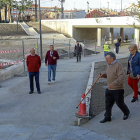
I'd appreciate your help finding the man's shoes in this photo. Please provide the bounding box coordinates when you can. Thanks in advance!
[38,91,41,94]
[48,81,51,85]
[52,80,55,83]
[131,97,138,103]
[123,114,130,120]
[100,117,111,123]
[29,91,33,94]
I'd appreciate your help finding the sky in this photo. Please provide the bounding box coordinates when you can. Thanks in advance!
[40,0,138,11]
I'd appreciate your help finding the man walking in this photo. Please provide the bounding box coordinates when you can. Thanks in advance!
[74,41,82,62]
[117,36,121,45]
[99,52,130,123]
[26,48,41,94]
[125,35,128,42]
[45,45,59,84]
[114,41,120,54]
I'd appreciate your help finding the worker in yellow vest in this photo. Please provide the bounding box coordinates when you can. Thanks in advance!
[132,34,134,39]
[103,42,110,57]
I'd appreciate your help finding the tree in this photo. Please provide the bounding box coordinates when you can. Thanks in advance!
[3,0,15,23]
[13,0,32,21]
[0,0,4,22]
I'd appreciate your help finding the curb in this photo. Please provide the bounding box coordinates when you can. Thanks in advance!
[76,62,95,126]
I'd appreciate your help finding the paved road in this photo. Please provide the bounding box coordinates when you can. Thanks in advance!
[0,43,138,140]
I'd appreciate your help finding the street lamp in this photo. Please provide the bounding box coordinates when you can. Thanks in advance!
[116,3,117,11]
[107,2,109,12]
[121,0,122,16]
[16,1,18,34]
[38,0,43,60]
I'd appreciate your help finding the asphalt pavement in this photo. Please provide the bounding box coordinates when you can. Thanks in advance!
[0,44,139,140]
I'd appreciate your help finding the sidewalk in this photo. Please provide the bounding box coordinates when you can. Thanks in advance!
[0,44,135,140]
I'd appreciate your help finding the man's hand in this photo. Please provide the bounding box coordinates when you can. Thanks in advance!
[137,75,140,79]
[99,73,106,78]
[53,57,56,60]
[99,73,103,78]
[45,63,47,66]
[108,84,114,89]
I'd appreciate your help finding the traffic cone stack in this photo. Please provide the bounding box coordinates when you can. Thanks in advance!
[78,93,87,116]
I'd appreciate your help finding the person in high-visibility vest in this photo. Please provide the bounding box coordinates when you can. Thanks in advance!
[132,34,134,39]
[103,42,110,57]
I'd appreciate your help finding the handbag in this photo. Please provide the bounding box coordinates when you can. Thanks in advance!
[130,73,137,79]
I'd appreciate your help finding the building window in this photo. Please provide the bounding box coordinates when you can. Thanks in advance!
[46,15,48,18]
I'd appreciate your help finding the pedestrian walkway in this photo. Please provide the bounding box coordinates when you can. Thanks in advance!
[0,43,136,140]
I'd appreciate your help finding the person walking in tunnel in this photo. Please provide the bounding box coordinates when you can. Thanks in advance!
[74,41,82,62]
[125,35,128,42]
[114,41,120,54]
[103,42,110,57]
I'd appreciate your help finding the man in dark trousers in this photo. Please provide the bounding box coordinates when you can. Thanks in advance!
[117,36,121,45]
[114,41,120,54]
[45,45,59,84]
[74,41,82,62]
[26,48,41,94]
[99,52,130,123]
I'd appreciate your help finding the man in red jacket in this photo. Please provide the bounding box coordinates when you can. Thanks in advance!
[26,48,41,94]
[45,45,59,84]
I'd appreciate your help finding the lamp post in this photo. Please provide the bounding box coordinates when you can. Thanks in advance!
[121,0,122,16]
[16,1,18,34]
[116,3,117,11]
[107,2,109,12]
[39,0,43,60]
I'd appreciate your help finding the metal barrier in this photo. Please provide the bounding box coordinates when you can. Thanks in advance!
[0,37,107,81]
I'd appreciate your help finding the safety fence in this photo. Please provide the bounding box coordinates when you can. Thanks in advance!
[0,39,39,82]
[0,38,107,68]
[0,37,106,81]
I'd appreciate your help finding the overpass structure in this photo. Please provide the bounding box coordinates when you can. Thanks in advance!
[41,16,140,46]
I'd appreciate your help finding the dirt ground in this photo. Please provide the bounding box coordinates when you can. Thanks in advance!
[89,57,140,118]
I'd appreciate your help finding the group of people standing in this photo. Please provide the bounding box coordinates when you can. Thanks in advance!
[26,41,83,94]
[100,43,140,123]
[26,45,59,94]
[26,40,140,124]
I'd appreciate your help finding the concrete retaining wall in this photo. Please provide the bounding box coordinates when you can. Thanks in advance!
[42,20,72,37]
[0,63,25,82]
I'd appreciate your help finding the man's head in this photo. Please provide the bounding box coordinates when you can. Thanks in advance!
[30,48,35,55]
[105,52,116,65]
[50,45,54,52]
[105,42,108,45]
[77,41,79,46]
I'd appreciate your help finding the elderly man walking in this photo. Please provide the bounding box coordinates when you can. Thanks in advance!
[45,45,59,84]
[26,48,41,94]
[99,52,130,123]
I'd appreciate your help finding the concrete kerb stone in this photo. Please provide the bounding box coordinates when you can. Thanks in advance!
[0,63,25,82]
[76,62,95,126]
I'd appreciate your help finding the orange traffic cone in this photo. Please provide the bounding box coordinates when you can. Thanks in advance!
[78,93,87,116]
